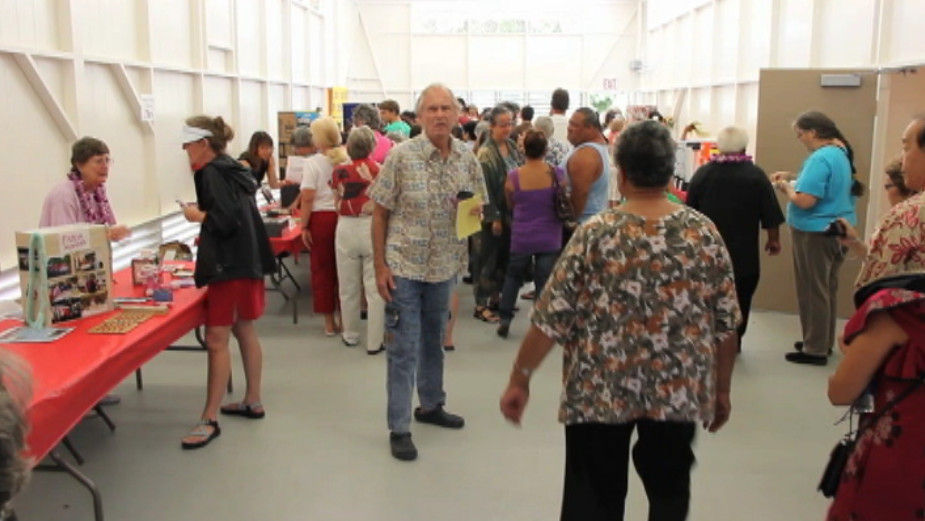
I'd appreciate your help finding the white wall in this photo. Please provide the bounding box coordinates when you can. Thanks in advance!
[0,0,336,270]
[347,0,641,112]
[641,0,925,148]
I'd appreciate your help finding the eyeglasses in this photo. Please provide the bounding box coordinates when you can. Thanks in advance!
[91,157,114,166]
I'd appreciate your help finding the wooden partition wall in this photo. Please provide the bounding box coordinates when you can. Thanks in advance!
[752,68,878,318]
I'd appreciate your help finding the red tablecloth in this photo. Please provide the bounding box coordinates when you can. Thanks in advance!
[0,268,206,461]
[269,224,303,259]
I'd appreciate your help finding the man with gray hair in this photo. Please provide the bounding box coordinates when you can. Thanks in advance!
[351,103,393,164]
[369,83,488,461]
[686,126,784,352]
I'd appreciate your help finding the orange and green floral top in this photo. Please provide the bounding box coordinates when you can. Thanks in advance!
[532,206,741,425]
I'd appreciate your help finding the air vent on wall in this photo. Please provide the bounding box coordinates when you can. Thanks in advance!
[820,74,862,88]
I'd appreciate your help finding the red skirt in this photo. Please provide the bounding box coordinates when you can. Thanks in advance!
[205,278,266,327]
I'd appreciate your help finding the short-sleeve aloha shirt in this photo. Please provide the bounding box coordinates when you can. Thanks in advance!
[532,205,741,425]
[368,135,488,282]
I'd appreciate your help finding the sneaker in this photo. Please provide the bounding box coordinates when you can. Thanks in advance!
[342,336,359,347]
[361,310,368,320]
[785,352,828,366]
[389,432,417,461]
[414,406,465,429]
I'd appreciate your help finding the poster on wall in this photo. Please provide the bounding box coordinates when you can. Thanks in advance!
[326,87,348,128]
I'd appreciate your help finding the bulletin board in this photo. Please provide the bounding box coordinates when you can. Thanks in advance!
[277,111,320,179]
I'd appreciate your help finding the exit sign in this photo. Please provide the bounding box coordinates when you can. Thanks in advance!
[603,78,618,90]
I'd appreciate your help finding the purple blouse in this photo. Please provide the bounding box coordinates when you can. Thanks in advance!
[509,166,565,254]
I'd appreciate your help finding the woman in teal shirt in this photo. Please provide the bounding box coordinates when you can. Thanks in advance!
[771,111,863,365]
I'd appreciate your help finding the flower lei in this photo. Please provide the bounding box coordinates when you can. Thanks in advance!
[66,168,117,225]
[711,153,753,164]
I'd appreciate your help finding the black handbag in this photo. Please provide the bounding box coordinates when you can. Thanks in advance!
[818,373,925,498]
[548,165,575,223]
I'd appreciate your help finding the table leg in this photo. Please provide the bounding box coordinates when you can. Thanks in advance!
[61,435,85,465]
[93,406,116,432]
[135,368,143,390]
[166,327,232,393]
[278,256,302,292]
[47,451,105,521]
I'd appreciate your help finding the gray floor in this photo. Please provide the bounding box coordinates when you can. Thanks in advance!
[15,262,845,520]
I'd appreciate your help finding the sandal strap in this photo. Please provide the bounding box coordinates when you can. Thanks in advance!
[224,402,262,411]
[187,419,218,437]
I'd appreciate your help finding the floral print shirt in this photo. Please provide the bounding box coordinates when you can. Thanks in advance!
[855,191,925,288]
[368,135,487,283]
[532,206,741,425]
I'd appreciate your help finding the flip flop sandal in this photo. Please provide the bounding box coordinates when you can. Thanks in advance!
[220,402,266,419]
[473,306,499,323]
[181,420,221,450]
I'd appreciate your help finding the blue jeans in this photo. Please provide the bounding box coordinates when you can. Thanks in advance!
[386,276,455,433]
[499,251,559,323]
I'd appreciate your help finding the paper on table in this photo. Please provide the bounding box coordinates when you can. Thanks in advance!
[456,195,483,239]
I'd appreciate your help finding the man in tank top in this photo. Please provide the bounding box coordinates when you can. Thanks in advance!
[564,107,611,225]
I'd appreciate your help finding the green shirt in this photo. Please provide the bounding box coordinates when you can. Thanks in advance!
[384,120,411,137]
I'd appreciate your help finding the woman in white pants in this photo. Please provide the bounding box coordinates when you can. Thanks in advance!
[331,126,385,354]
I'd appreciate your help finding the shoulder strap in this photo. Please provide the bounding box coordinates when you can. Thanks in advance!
[548,164,559,187]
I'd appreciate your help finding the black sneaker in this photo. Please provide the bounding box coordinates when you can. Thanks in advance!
[389,432,417,461]
[361,310,368,320]
[785,352,828,366]
[414,406,465,429]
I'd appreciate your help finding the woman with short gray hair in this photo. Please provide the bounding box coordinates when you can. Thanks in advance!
[533,116,570,166]
[352,103,394,164]
[501,120,740,521]
[282,126,316,209]
[330,126,385,354]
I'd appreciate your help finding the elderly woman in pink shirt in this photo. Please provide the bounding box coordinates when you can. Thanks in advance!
[351,103,393,164]
[40,137,131,241]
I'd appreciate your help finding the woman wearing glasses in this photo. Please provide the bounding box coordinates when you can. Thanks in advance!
[39,137,131,242]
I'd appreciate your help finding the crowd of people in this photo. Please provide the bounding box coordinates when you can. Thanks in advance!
[12,81,925,520]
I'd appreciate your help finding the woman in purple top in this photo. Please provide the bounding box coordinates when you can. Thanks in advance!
[497,130,565,338]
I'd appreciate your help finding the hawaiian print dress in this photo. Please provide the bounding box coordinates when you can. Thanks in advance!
[828,289,925,521]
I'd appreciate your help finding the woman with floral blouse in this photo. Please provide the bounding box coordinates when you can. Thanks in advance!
[500,120,741,521]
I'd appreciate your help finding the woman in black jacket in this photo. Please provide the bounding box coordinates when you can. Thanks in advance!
[179,115,275,450]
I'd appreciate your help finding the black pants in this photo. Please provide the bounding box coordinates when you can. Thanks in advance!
[734,273,759,351]
[562,421,696,521]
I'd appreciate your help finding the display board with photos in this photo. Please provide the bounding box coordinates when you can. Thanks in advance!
[16,224,113,327]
